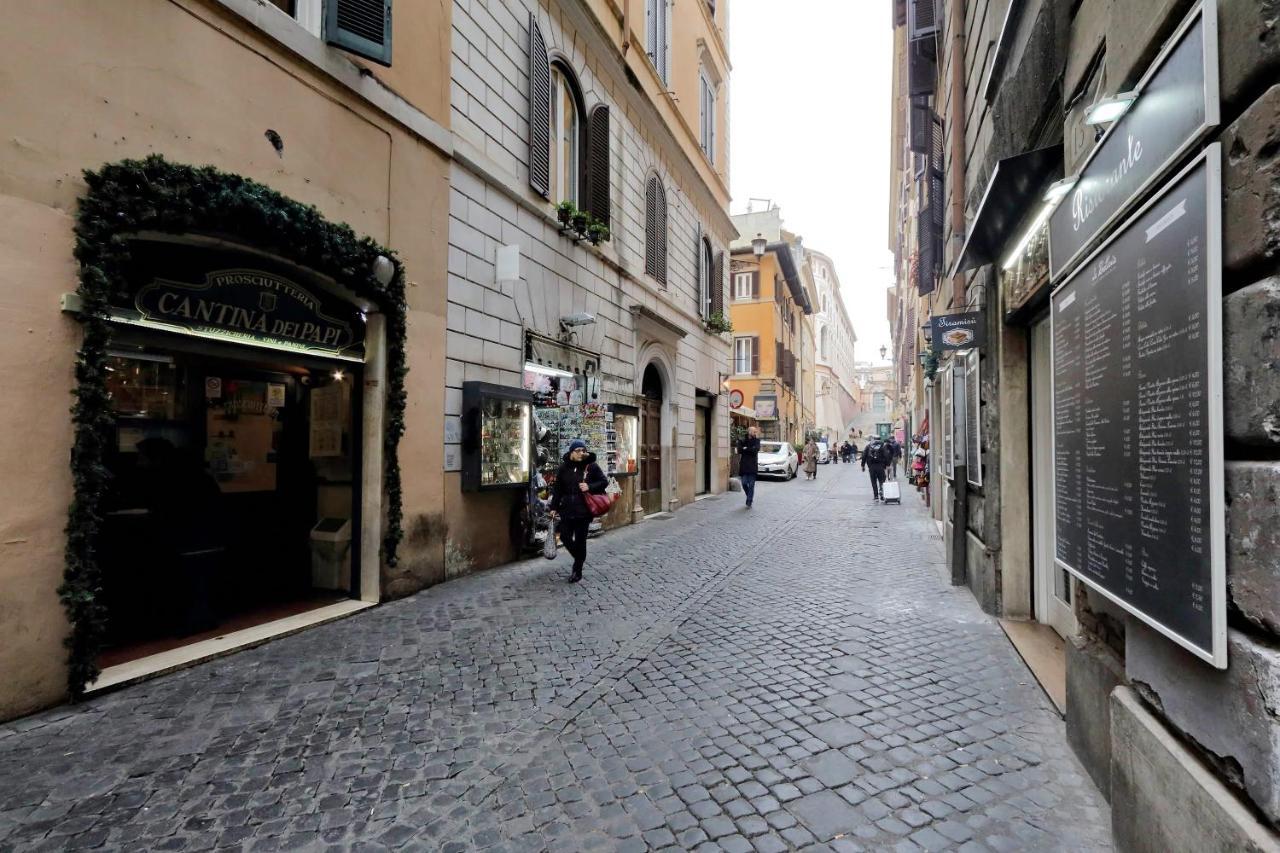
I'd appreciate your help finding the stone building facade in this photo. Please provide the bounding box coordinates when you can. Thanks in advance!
[807,250,858,446]
[889,0,1280,847]
[441,0,736,571]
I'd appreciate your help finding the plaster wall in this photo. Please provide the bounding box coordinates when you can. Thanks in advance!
[0,0,450,717]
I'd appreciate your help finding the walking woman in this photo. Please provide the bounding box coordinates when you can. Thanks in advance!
[550,439,608,583]
[803,438,819,481]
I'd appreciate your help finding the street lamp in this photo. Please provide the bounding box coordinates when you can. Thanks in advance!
[879,345,887,360]
[751,233,767,258]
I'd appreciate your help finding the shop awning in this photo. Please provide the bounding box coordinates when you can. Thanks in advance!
[951,144,1063,276]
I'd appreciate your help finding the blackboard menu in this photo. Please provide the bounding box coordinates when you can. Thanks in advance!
[1051,148,1224,665]
[965,352,981,487]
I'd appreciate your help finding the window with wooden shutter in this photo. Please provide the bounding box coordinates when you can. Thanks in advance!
[583,105,611,226]
[908,96,931,154]
[527,14,551,199]
[751,337,760,374]
[711,251,724,316]
[775,340,783,381]
[647,0,669,84]
[695,225,705,317]
[324,0,392,66]
[908,0,939,39]
[751,270,760,299]
[645,177,667,285]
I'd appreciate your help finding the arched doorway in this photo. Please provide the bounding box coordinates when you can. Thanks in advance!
[640,364,664,515]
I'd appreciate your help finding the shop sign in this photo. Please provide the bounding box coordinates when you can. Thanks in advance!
[728,389,745,409]
[1048,1,1218,279]
[130,269,363,359]
[930,310,985,351]
[753,396,778,419]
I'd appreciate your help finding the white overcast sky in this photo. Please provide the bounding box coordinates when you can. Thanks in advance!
[729,1,895,364]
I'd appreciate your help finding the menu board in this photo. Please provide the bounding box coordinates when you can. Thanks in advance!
[940,364,953,480]
[965,352,981,487]
[1051,147,1224,666]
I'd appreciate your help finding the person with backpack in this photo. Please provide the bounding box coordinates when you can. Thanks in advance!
[861,437,890,502]
[549,439,608,583]
[736,426,762,509]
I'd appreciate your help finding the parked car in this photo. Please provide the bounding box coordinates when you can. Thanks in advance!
[757,441,798,479]
[815,441,831,464]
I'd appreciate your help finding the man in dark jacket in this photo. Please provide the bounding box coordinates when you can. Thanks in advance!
[550,439,609,582]
[861,437,890,503]
[736,426,761,508]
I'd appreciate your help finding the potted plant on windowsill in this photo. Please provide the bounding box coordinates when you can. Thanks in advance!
[556,201,576,227]
[586,220,610,246]
[571,208,590,236]
[703,310,733,335]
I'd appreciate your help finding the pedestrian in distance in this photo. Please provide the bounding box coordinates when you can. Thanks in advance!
[861,436,891,502]
[736,426,762,509]
[887,437,903,479]
[803,438,819,480]
[549,439,608,583]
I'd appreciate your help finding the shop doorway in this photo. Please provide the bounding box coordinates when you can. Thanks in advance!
[97,336,361,666]
[695,400,711,495]
[640,364,664,515]
[1031,318,1077,638]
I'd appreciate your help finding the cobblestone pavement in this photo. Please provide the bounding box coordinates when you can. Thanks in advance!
[0,466,1111,852]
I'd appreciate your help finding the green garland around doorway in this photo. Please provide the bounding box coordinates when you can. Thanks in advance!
[64,155,409,698]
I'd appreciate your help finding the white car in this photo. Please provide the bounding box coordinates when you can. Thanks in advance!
[757,441,798,479]
[815,441,831,464]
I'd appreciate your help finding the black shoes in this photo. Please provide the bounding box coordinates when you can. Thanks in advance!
[569,568,583,583]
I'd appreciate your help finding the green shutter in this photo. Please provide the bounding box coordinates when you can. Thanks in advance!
[584,105,611,225]
[324,0,392,67]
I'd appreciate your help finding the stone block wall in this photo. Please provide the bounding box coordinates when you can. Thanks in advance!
[441,0,733,573]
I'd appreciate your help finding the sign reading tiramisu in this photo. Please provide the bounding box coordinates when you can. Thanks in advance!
[930,310,985,352]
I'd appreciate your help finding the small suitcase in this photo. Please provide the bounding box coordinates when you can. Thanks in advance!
[882,479,902,504]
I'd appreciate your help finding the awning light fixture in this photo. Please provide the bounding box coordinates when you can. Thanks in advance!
[1042,175,1078,204]
[1084,91,1138,126]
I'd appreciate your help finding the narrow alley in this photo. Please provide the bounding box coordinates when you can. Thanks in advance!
[0,467,1109,852]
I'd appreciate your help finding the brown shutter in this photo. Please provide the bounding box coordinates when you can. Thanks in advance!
[751,270,760,298]
[775,340,783,380]
[584,104,611,226]
[711,251,724,315]
[656,185,668,285]
[645,178,658,279]
[695,224,704,315]
[751,336,760,374]
[527,14,551,199]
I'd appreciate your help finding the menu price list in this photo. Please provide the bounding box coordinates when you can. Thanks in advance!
[1052,156,1217,656]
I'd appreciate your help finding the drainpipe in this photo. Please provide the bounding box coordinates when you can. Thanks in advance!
[948,0,967,310]
[622,0,631,56]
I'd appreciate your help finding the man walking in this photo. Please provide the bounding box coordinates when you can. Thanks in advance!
[736,426,761,508]
[862,436,890,502]
[887,436,902,479]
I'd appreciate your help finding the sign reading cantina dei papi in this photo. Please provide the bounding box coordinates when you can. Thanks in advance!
[112,242,365,360]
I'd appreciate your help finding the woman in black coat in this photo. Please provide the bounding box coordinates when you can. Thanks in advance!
[550,439,609,582]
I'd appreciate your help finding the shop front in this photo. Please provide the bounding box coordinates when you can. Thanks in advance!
[58,158,407,700]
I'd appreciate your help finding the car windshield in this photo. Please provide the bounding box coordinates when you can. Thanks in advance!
[760,442,785,454]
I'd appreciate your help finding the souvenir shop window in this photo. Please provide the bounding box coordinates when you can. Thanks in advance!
[460,382,533,491]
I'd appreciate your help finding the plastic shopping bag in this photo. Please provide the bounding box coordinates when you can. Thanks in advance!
[543,516,558,560]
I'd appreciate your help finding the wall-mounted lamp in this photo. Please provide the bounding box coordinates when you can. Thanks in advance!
[751,233,767,258]
[879,345,887,360]
[371,254,395,287]
[558,311,596,344]
[1084,91,1138,126]
[1042,175,1078,204]
[524,363,574,379]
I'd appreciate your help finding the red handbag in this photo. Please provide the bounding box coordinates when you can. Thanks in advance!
[584,492,617,517]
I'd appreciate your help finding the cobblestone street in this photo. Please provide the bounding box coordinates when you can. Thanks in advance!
[0,467,1110,852]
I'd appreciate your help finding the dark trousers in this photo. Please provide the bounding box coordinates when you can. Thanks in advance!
[740,473,757,505]
[559,517,591,571]
[866,465,887,499]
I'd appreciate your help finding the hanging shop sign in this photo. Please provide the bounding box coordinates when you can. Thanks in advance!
[930,310,985,351]
[113,242,366,360]
[1048,0,1219,280]
[1050,146,1225,667]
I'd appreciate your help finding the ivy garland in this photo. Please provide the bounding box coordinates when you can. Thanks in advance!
[64,155,408,698]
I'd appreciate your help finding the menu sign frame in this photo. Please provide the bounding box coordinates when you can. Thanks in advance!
[940,363,954,481]
[1048,0,1219,281]
[1050,145,1225,667]
[964,351,982,488]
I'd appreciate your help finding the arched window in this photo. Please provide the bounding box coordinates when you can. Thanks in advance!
[549,63,581,204]
[645,176,668,285]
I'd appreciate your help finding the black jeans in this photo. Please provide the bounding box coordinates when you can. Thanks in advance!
[740,473,757,505]
[866,465,887,499]
[559,517,592,571]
